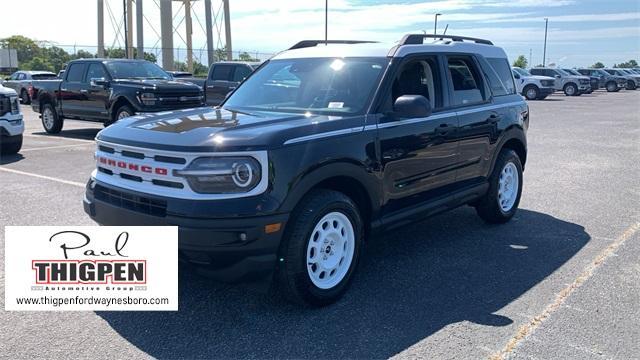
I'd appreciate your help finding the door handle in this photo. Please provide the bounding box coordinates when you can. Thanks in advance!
[488,114,502,123]
[60,88,67,91]
[80,89,88,94]
[435,124,451,136]
[206,85,216,89]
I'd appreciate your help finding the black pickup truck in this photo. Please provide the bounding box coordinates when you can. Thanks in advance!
[176,61,260,106]
[31,59,204,133]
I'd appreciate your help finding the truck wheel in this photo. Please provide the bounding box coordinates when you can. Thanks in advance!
[0,134,23,155]
[523,85,539,100]
[107,105,134,127]
[41,103,63,134]
[475,149,523,224]
[563,83,578,96]
[626,80,636,90]
[276,189,363,306]
[20,89,31,105]
[606,81,617,92]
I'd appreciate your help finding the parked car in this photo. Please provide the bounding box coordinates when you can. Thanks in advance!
[562,69,597,93]
[3,70,58,104]
[576,68,626,92]
[529,67,590,96]
[31,59,204,133]
[603,68,639,90]
[83,35,529,306]
[176,61,261,106]
[512,67,555,100]
[0,84,23,155]
[618,69,640,88]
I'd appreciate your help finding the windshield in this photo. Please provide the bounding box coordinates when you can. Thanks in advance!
[105,61,171,80]
[512,68,530,76]
[556,69,571,76]
[563,69,580,76]
[224,57,389,115]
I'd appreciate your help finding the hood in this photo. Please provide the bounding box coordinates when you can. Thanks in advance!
[0,85,17,96]
[524,75,555,81]
[111,79,202,92]
[97,106,364,152]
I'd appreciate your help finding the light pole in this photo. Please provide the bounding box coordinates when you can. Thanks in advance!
[434,13,441,35]
[543,18,549,67]
[325,0,328,42]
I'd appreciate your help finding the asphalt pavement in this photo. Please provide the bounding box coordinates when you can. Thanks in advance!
[1,90,638,359]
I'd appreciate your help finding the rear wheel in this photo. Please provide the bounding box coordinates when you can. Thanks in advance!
[0,134,23,155]
[523,85,539,101]
[20,89,30,105]
[475,149,523,224]
[276,189,363,306]
[626,80,637,90]
[563,83,578,96]
[41,103,63,134]
[606,81,617,92]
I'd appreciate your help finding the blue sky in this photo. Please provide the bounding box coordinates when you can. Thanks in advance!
[1,0,639,67]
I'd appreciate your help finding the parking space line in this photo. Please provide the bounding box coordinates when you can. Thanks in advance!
[0,167,85,187]
[23,134,95,143]
[490,221,640,360]
[19,143,94,152]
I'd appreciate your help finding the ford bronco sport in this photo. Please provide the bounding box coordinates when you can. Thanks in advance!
[84,34,529,306]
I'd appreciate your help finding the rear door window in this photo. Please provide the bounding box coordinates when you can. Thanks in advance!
[446,56,486,106]
[210,65,233,81]
[232,66,252,82]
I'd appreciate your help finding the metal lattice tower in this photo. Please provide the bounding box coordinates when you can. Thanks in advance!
[97,0,232,71]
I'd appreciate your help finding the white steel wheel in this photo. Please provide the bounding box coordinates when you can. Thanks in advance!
[306,211,355,290]
[42,107,55,130]
[117,110,131,119]
[498,162,519,212]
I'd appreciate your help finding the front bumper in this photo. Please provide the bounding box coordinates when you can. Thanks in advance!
[0,114,24,137]
[83,180,289,282]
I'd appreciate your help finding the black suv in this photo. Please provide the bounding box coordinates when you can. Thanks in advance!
[84,35,529,306]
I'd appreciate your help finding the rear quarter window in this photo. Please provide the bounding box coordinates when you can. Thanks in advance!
[486,58,516,95]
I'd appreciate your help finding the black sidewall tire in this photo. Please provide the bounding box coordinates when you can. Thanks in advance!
[109,105,134,127]
[523,85,539,101]
[606,82,616,92]
[475,149,523,224]
[278,190,363,306]
[41,103,63,134]
[20,89,30,105]
[564,84,577,96]
[0,134,23,155]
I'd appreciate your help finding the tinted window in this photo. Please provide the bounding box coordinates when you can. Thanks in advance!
[17,73,26,80]
[66,64,86,82]
[105,61,170,79]
[447,57,485,105]
[31,74,57,80]
[232,66,252,82]
[486,58,515,95]
[210,65,233,81]
[86,63,107,81]
[391,57,442,110]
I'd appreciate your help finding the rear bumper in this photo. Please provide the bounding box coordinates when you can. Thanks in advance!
[83,180,289,283]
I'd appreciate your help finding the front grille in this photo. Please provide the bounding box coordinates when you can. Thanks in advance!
[94,184,167,217]
[541,80,555,87]
[0,96,10,116]
[157,92,203,107]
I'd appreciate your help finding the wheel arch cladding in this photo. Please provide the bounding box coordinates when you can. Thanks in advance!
[501,138,527,169]
[111,96,134,118]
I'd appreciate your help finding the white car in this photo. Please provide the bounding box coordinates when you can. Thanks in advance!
[512,67,556,100]
[0,84,24,155]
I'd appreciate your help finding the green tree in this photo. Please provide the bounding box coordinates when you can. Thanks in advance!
[613,59,638,68]
[72,49,95,59]
[43,46,71,73]
[22,56,54,72]
[591,62,605,68]
[0,35,41,63]
[512,55,528,69]
[236,52,259,62]
[193,61,208,76]
[215,47,228,61]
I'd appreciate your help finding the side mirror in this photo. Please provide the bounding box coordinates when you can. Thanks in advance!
[513,73,520,79]
[555,75,561,78]
[393,95,432,118]
[90,77,109,88]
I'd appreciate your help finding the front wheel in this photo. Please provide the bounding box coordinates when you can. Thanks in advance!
[523,85,539,101]
[41,103,63,134]
[106,104,134,127]
[475,149,523,224]
[276,189,363,306]
[564,83,578,96]
[0,134,23,155]
[606,81,617,92]
[20,89,30,105]
[626,81,637,90]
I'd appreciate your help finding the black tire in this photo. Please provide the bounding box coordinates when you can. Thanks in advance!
[563,83,578,96]
[41,102,63,134]
[605,81,617,92]
[475,149,523,224]
[276,189,364,306]
[20,89,30,105]
[626,81,637,90]
[107,104,134,127]
[523,85,539,101]
[0,134,23,155]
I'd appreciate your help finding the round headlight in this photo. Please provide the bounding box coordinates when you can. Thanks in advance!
[232,162,254,187]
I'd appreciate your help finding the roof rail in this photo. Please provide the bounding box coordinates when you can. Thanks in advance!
[289,40,378,50]
[399,34,493,46]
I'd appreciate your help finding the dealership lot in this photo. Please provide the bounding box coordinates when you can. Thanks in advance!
[1,90,639,358]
